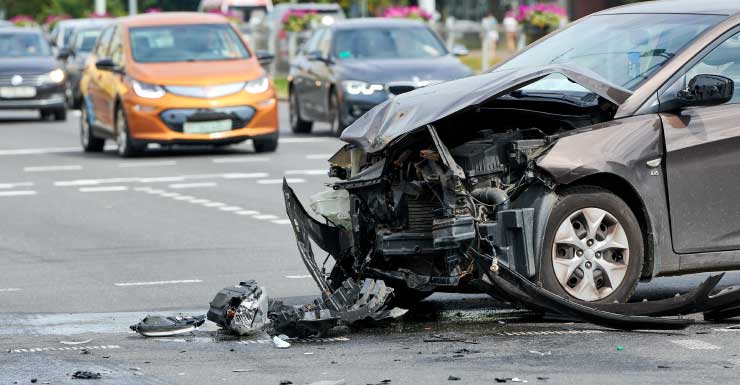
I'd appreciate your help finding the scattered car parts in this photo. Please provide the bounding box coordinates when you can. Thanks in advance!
[130,314,206,337]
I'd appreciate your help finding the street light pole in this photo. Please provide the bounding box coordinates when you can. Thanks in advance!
[94,0,106,15]
[129,0,137,15]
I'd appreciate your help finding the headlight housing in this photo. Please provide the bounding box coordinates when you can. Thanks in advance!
[40,69,65,84]
[343,80,384,96]
[132,79,166,99]
[244,76,269,94]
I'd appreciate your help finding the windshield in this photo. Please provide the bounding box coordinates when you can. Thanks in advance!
[74,29,102,53]
[0,32,51,57]
[129,23,250,63]
[333,27,447,60]
[498,13,724,91]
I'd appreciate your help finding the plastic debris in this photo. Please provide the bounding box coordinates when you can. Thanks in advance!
[272,335,291,349]
[207,280,268,336]
[448,375,461,381]
[279,381,293,385]
[60,339,92,345]
[495,379,528,383]
[616,346,624,351]
[306,381,346,385]
[71,371,102,379]
[130,314,206,337]
[528,350,552,356]
[232,369,254,373]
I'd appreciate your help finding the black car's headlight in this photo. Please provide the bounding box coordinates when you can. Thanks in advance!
[39,69,65,84]
[343,80,384,96]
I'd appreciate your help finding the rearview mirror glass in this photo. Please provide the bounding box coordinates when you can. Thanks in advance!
[677,74,734,108]
[255,50,274,67]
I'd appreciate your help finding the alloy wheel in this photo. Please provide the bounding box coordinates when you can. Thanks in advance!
[551,207,630,301]
[116,109,127,156]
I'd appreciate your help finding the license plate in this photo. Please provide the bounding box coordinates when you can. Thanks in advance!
[183,119,232,134]
[0,87,36,99]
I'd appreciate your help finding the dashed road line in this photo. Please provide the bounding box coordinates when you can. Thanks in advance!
[212,157,270,163]
[0,288,21,292]
[54,172,268,187]
[114,279,202,287]
[118,160,177,168]
[237,337,349,345]
[10,345,122,354]
[257,178,305,184]
[305,154,333,159]
[219,206,242,211]
[236,210,259,215]
[169,182,218,189]
[78,186,128,193]
[272,219,291,225]
[285,275,312,279]
[203,202,226,207]
[285,169,327,176]
[669,339,721,350]
[0,182,33,189]
[24,165,82,172]
[495,330,605,337]
[0,190,37,197]
[173,195,196,201]
[253,214,279,220]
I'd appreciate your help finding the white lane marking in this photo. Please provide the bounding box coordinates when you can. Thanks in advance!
[169,182,217,189]
[236,210,259,215]
[0,147,79,156]
[0,288,21,292]
[0,182,33,189]
[79,186,128,193]
[190,198,211,204]
[0,190,37,197]
[669,340,721,350]
[285,275,311,279]
[253,214,278,220]
[114,279,202,287]
[279,137,332,143]
[118,160,177,168]
[55,172,268,187]
[257,178,305,185]
[203,202,226,208]
[305,154,333,160]
[271,219,291,225]
[173,196,196,201]
[285,169,326,176]
[24,165,82,172]
[219,206,242,211]
[212,157,270,163]
[11,345,121,354]
[134,187,153,192]
[159,192,180,197]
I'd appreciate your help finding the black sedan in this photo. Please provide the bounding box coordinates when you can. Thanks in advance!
[288,18,472,136]
[58,24,108,109]
[0,27,66,120]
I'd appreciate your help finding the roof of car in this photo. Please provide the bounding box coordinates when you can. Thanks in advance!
[333,18,427,30]
[58,18,113,27]
[0,26,43,34]
[598,0,740,16]
[117,12,229,27]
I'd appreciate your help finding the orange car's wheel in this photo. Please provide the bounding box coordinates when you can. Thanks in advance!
[115,107,143,158]
[80,104,104,152]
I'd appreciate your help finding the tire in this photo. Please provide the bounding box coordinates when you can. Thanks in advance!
[289,88,313,134]
[54,108,66,121]
[39,109,53,120]
[115,106,142,158]
[329,92,346,137]
[539,186,643,304]
[80,104,104,152]
[253,132,279,153]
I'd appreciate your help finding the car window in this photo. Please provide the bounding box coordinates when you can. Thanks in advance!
[0,32,51,57]
[129,23,249,63]
[332,27,446,60]
[302,28,324,54]
[685,31,740,103]
[95,26,114,57]
[74,29,102,53]
[109,27,124,66]
[318,28,332,58]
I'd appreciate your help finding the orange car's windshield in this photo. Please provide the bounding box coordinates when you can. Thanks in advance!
[129,23,250,63]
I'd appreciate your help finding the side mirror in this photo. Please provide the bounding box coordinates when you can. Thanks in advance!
[451,44,469,57]
[677,74,734,108]
[305,50,326,62]
[95,58,122,73]
[57,47,71,60]
[255,50,274,67]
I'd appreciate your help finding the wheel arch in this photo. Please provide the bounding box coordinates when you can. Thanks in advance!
[562,172,655,281]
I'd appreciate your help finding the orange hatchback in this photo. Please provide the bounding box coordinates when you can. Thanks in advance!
[79,12,278,157]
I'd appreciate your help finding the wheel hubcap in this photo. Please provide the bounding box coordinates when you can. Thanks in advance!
[551,207,629,301]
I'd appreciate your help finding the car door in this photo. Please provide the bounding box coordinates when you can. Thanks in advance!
[291,28,323,120]
[97,26,124,132]
[660,29,740,254]
[87,26,114,130]
[312,27,334,121]
[302,28,330,119]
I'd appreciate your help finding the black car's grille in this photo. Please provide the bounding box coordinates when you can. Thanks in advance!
[388,85,416,95]
[0,74,44,86]
[159,106,256,132]
[406,196,437,232]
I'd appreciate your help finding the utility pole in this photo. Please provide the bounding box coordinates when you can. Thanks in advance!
[129,0,137,15]
[94,0,106,15]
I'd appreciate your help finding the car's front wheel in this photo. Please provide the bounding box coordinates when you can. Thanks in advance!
[289,89,313,134]
[80,105,104,152]
[329,92,346,137]
[253,132,279,153]
[115,107,142,158]
[539,186,644,304]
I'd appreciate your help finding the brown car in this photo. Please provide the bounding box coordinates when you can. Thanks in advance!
[282,0,740,314]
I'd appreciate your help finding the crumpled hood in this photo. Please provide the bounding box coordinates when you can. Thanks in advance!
[337,56,472,84]
[340,64,632,153]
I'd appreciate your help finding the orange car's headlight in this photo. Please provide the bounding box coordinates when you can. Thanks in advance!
[132,79,166,99]
[244,76,269,94]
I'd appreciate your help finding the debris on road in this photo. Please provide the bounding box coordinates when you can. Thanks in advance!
[448,375,461,381]
[71,371,102,380]
[208,280,269,336]
[528,350,552,356]
[232,369,254,373]
[279,380,293,385]
[305,380,346,385]
[272,335,291,349]
[130,314,206,337]
[60,339,93,345]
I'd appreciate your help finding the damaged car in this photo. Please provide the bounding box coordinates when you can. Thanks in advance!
[284,1,740,316]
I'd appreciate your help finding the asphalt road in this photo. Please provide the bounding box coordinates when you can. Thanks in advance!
[4,104,740,384]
